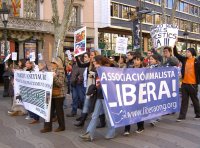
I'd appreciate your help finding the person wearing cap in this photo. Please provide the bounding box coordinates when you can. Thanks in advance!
[173,46,200,122]
[40,57,65,133]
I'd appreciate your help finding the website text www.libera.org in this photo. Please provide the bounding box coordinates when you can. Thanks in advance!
[123,102,177,118]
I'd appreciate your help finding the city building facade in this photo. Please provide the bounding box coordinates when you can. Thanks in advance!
[95,0,200,55]
[0,0,95,82]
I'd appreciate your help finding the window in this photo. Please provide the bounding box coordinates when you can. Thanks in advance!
[179,1,184,12]
[184,3,189,13]
[24,0,39,19]
[194,6,198,16]
[190,5,194,15]
[145,14,153,24]
[70,6,79,26]
[185,21,190,32]
[145,0,154,3]
[122,5,129,19]
[129,7,136,20]
[155,0,161,5]
[166,0,173,9]
[179,19,185,30]
[155,14,161,24]
[112,3,119,17]
[174,18,179,27]
[191,23,198,33]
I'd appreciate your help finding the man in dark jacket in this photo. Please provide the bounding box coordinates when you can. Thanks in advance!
[174,46,200,122]
[66,62,85,117]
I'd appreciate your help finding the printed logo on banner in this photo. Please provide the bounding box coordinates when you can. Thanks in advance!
[97,67,180,128]
[150,24,178,49]
[14,71,53,122]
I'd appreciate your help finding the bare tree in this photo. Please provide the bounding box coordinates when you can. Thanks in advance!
[161,0,179,25]
[170,0,179,25]
[51,0,74,59]
[161,0,166,24]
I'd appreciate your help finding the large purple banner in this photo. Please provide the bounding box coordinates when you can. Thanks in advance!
[97,67,180,128]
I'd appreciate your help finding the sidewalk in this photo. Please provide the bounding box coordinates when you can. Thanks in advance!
[0,87,200,148]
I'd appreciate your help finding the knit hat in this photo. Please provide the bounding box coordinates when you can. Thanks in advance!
[187,48,196,57]
[51,57,64,68]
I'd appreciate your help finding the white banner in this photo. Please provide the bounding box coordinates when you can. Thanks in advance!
[115,37,128,54]
[14,71,53,122]
[150,24,178,49]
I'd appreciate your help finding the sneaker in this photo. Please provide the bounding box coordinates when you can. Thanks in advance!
[79,132,93,141]
[136,128,144,134]
[194,116,200,120]
[66,113,76,117]
[176,118,185,122]
[150,121,157,127]
[123,131,130,136]
[25,115,32,120]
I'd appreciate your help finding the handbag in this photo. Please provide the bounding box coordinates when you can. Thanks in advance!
[52,87,61,97]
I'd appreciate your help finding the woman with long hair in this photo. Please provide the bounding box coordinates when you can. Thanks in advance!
[79,55,115,141]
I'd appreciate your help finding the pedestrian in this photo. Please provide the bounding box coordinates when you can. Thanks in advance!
[173,46,200,121]
[79,55,115,141]
[40,57,65,133]
[124,54,145,136]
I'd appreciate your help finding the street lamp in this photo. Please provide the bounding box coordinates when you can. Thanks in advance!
[128,7,156,53]
[0,2,10,98]
[183,28,189,49]
[0,2,10,57]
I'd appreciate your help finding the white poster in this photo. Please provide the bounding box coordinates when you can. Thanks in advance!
[30,52,36,62]
[14,71,53,122]
[150,24,178,49]
[74,27,86,57]
[65,50,72,60]
[12,52,17,61]
[115,37,128,54]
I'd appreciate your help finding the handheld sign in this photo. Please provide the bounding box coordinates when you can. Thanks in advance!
[115,37,128,54]
[74,27,86,57]
[4,54,11,63]
[38,53,43,60]
[30,52,36,62]
[150,24,178,49]
[65,50,72,60]
[12,52,17,61]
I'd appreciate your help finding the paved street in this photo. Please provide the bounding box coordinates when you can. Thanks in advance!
[0,87,200,148]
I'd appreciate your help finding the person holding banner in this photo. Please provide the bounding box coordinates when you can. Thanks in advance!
[74,50,103,128]
[173,46,200,122]
[40,57,65,133]
[79,55,115,141]
[124,54,145,136]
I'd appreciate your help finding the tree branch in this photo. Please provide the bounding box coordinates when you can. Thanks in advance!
[51,0,59,25]
[170,0,178,25]
[161,0,166,24]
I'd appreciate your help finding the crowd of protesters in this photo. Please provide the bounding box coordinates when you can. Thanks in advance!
[5,44,200,142]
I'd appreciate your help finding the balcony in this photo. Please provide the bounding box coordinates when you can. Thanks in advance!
[0,17,84,35]
[0,17,54,33]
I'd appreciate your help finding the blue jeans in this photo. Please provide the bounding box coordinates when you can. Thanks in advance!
[71,84,86,114]
[86,99,115,139]
[28,111,39,120]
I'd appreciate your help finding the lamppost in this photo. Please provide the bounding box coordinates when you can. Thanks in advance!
[0,2,10,97]
[0,2,10,57]
[128,7,155,53]
[183,28,189,49]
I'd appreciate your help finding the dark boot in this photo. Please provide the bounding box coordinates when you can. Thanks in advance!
[74,113,88,127]
[96,114,106,128]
